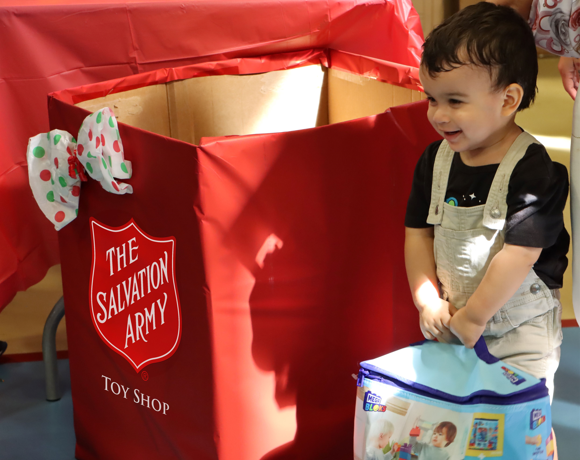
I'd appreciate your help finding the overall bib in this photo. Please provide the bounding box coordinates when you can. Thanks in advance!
[426,132,562,395]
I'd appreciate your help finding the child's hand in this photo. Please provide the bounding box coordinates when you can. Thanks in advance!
[449,307,486,348]
[419,299,458,344]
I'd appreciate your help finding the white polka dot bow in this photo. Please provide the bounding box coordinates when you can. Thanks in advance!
[27,108,133,230]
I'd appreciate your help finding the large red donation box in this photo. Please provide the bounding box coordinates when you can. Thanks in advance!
[40,2,441,459]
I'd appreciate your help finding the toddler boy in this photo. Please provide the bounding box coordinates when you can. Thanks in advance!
[404,2,569,399]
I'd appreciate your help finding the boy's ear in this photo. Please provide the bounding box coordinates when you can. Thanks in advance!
[502,83,524,115]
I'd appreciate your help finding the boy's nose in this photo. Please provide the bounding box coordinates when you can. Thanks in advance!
[430,106,449,125]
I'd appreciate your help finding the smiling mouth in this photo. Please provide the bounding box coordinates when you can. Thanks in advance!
[442,130,462,140]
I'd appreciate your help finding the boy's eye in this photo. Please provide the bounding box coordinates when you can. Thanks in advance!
[427,96,436,104]
[449,99,463,105]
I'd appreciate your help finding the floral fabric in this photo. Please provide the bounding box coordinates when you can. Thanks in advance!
[529,0,580,57]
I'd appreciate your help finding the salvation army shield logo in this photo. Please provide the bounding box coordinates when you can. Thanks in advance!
[90,218,181,371]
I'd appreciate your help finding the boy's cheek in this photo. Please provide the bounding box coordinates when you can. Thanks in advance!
[426,115,439,131]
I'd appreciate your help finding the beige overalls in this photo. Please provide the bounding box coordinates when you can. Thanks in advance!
[427,132,562,396]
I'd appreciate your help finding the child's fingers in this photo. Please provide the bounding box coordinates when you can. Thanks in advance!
[424,329,436,340]
[420,324,436,341]
[435,316,461,343]
[434,312,452,330]
[430,322,452,342]
[438,329,457,344]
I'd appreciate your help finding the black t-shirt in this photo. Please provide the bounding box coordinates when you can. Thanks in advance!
[405,140,570,288]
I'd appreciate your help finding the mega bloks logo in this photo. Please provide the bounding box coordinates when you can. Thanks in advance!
[90,219,182,372]
[501,366,526,385]
[530,409,546,430]
[363,391,387,412]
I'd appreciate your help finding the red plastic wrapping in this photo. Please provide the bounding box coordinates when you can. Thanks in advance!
[0,0,424,308]
[197,103,440,460]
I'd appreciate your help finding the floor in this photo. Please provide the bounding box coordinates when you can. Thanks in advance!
[0,360,75,460]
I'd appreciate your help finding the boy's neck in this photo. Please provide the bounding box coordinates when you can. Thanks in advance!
[459,121,522,167]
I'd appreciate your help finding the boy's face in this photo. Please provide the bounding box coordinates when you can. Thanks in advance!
[431,427,448,448]
[420,63,510,156]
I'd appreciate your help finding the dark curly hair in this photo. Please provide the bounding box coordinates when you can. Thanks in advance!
[421,2,538,111]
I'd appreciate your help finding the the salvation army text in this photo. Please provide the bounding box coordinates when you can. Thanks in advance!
[95,238,170,349]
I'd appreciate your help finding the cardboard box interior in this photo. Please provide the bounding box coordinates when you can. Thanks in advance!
[75,65,424,143]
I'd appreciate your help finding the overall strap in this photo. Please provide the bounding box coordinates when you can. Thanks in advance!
[426,140,454,225]
[482,132,539,230]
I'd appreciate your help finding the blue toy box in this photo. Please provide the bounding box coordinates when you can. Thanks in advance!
[354,338,554,460]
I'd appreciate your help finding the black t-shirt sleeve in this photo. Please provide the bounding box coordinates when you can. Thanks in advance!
[405,141,441,228]
[504,144,569,248]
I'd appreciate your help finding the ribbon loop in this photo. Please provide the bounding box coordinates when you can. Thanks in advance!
[27,108,133,230]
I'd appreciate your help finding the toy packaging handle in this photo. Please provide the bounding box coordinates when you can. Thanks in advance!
[473,336,500,364]
[410,337,500,364]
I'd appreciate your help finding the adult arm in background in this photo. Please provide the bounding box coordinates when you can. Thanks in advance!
[559,57,580,99]
[487,0,580,99]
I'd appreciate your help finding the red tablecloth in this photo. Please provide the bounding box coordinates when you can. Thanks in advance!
[0,0,424,309]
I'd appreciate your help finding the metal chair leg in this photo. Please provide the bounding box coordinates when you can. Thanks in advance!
[43,296,65,401]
